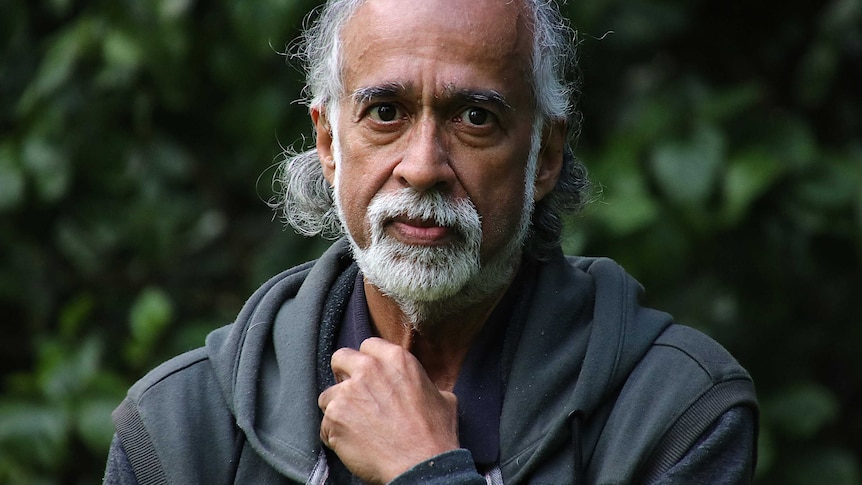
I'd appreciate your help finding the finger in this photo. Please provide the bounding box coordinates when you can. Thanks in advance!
[319,418,329,446]
[318,386,333,412]
[319,414,333,448]
[357,336,400,357]
[439,390,458,408]
[330,347,364,382]
[318,387,341,448]
[358,337,419,373]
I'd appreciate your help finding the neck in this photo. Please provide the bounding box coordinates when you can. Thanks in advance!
[363,279,508,391]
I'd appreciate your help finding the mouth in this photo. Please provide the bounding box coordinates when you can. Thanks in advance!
[385,216,455,246]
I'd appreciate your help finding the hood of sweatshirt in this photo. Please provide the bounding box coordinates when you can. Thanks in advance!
[498,250,673,481]
[203,240,672,482]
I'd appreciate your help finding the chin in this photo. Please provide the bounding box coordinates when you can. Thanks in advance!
[384,254,520,330]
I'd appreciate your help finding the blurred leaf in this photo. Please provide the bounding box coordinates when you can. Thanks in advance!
[58,293,95,338]
[18,17,98,115]
[609,2,688,46]
[126,287,173,365]
[795,157,859,211]
[158,0,194,21]
[561,225,589,256]
[781,156,861,238]
[103,28,143,70]
[48,0,73,15]
[55,219,104,276]
[227,0,308,56]
[167,320,220,357]
[76,398,120,454]
[723,149,785,225]
[786,448,861,485]
[22,135,71,203]
[650,124,726,206]
[592,141,659,235]
[796,39,838,107]
[765,117,818,170]
[187,210,229,251]
[821,0,862,32]
[97,27,144,88]
[0,402,68,469]
[146,138,193,181]
[755,423,775,478]
[618,94,675,148]
[130,287,172,341]
[763,382,839,439]
[699,83,763,123]
[37,336,102,401]
[0,142,25,211]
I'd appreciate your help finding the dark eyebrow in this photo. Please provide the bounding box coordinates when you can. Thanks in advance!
[350,83,515,113]
[351,82,409,104]
[447,88,514,113]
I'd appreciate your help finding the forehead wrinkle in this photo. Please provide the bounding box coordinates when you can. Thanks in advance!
[339,0,536,111]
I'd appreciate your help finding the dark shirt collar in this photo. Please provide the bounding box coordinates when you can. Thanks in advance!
[337,275,377,350]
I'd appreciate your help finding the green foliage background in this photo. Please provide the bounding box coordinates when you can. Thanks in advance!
[1,0,860,483]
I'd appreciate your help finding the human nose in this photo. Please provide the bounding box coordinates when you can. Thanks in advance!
[392,118,455,193]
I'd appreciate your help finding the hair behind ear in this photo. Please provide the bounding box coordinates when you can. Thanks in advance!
[311,105,337,183]
[533,121,566,203]
[527,146,591,261]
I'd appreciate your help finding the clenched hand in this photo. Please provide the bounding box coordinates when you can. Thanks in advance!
[318,337,460,484]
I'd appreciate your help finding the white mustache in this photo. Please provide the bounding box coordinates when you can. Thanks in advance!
[366,189,481,242]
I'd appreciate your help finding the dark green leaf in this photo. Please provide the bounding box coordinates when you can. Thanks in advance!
[650,124,725,206]
[763,383,839,439]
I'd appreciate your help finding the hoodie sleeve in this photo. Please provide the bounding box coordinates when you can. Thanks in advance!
[103,434,140,485]
[387,449,488,485]
[644,406,757,485]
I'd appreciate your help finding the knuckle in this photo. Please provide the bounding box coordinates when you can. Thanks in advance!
[358,337,383,353]
[323,396,346,421]
[317,392,328,410]
[354,353,383,378]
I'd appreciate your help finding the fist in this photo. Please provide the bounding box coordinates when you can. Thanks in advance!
[318,338,459,483]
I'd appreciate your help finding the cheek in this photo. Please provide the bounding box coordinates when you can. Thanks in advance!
[336,134,399,198]
[452,147,533,252]
[335,182,371,240]
[333,146,391,246]
[475,183,529,250]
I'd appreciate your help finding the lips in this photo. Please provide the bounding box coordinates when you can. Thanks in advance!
[387,216,453,245]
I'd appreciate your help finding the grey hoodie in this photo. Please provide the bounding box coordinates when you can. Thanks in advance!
[109,239,757,484]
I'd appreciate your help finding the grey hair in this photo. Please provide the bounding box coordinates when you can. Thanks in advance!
[272,0,591,260]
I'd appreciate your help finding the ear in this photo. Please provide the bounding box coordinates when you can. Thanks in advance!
[311,105,336,184]
[533,121,565,202]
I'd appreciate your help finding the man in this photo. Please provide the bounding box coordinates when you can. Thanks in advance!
[105,0,757,483]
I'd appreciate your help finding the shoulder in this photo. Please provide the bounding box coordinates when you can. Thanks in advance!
[112,346,240,484]
[110,242,355,483]
[616,324,756,428]
[631,327,759,482]
[647,324,753,387]
[586,328,757,483]
[125,347,213,403]
[116,344,233,438]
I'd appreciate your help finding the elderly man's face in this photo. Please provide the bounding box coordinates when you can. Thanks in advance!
[314,0,562,301]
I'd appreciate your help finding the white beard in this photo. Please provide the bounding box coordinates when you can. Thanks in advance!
[336,187,531,328]
[351,189,483,302]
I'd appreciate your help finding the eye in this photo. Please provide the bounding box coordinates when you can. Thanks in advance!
[368,103,402,123]
[459,107,492,127]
